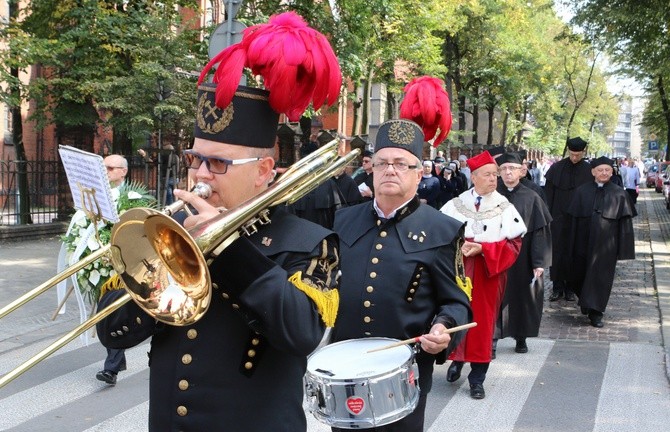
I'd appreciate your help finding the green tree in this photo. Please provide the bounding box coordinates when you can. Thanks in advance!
[567,0,670,160]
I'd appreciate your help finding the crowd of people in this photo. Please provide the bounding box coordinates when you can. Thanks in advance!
[70,11,641,432]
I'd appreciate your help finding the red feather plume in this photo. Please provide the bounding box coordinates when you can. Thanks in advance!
[399,76,452,147]
[198,12,342,122]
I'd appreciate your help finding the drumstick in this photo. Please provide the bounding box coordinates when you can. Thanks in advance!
[366,322,477,353]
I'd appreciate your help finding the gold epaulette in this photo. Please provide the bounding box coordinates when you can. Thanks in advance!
[288,271,339,327]
[99,274,125,299]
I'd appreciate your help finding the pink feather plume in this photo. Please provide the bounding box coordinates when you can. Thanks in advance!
[399,76,452,147]
[198,12,342,122]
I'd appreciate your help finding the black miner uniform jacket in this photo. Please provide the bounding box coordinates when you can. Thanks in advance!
[96,207,339,432]
[332,197,472,394]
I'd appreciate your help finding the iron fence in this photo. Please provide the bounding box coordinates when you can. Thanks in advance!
[0,156,181,226]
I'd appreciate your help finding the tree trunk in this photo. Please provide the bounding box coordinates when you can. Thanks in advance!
[501,111,509,146]
[9,0,32,224]
[472,86,479,146]
[487,105,494,146]
[656,75,670,161]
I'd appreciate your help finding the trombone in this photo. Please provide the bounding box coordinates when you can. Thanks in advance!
[0,140,359,388]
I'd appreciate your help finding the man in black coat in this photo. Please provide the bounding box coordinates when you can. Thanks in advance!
[560,156,635,327]
[332,119,472,432]
[95,19,341,430]
[494,152,552,354]
[544,137,593,301]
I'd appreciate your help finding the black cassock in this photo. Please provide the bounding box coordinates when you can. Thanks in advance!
[561,181,635,312]
[544,158,593,282]
[495,183,552,339]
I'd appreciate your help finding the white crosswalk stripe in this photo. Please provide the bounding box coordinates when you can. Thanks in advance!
[1,337,669,431]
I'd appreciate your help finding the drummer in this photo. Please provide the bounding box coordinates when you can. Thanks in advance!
[332,114,472,430]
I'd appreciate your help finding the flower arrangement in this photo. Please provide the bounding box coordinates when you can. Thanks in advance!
[61,181,157,305]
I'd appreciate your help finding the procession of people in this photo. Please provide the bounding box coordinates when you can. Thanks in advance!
[15,11,642,432]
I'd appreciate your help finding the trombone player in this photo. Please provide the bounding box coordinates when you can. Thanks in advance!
[96,12,341,431]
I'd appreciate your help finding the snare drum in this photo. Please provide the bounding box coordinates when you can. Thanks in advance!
[304,338,419,429]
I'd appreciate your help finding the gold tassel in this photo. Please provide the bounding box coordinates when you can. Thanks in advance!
[288,271,339,327]
[100,274,124,299]
[456,276,473,301]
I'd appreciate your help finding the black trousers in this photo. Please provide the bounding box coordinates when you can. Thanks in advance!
[103,348,126,373]
[331,392,428,432]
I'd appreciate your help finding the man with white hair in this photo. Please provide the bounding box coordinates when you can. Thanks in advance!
[441,151,526,399]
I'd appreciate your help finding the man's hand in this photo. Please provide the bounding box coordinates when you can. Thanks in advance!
[461,240,483,257]
[173,188,223,229]
[418,323,452,354]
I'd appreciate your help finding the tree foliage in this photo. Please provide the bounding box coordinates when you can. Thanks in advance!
[567,0,670,159]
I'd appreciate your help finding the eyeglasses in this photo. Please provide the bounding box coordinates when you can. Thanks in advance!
[498,166,522,172]
[183,150,261,175]
[372,161,418,172]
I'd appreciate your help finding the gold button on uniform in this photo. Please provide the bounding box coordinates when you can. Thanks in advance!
[380,231,387,237]
[363,316,371,323]
[178,380,189,390]
[221,293,230,299]
[366,286,374,293]
[252,338,260,346]
[375,244,383,250]
[407,297,413,302]
[177,406,188,416]
[370,272,377,278]
[212,283,219,290]
[232,303,240,309]
[371,257,379,264]
[135,317,142,325]
[182,354,192,365]
[363,300,371,307]
[187,329,198,339]
[244,362,253,370]
[247,349,256,357]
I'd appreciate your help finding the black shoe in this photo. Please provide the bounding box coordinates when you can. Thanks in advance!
[96,370,117,385]
[549,290,563,302]
[470,383,486,399]
[564,291,576,301]
[589,315,604,328]
[446,361,463,382]
[515,338,528,353]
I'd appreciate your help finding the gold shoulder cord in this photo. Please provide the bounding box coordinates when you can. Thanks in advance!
[455,238,473,301]
[288,272,339,327]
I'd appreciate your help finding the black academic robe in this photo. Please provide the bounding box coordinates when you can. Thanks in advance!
[544,158,593,282]
[333,173,364,205]
[352,170,374,201]
[495,183,553,339]
[288,178,345,229]
[562,181,635,312]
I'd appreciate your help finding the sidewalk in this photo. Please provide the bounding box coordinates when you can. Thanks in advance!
[539,187,670,380]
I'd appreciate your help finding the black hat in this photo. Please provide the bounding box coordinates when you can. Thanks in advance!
[374,119,424,160]
[195,83,279,148]
[590,156,613,168]
[487,145,505,159]
[567,137,588,151]
[498,152,524,166]
[434,156,446,163]
[362,150,374,158]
